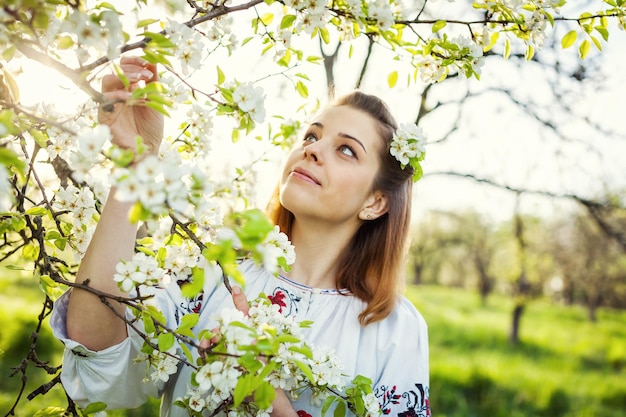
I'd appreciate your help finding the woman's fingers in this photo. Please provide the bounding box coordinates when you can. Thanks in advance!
[102,65,154,93]
[231,286,250,315]
[101,55,157,93]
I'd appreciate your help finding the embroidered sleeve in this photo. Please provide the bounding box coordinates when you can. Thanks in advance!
[373,298,431,416]
[376,383,430,416]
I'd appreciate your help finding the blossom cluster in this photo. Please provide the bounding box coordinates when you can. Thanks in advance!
[389,123,427,182]
[228,81,267,124]
[111,152,218,222]
[113,252,168,292]
[417,35,485,83]
[257,226,297,275]
[61,9,124,61]
[146,348,179,383]
[168,296,378,417]
[165,20,208,76]
[476,0,564,49]
[52,185,99,257]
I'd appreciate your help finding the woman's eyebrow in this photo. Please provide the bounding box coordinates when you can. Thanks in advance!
[311,122,367,153]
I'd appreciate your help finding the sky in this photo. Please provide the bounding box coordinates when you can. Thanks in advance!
[12,1,626,224]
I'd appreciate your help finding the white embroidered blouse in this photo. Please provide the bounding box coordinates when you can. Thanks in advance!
[50,260,431,416]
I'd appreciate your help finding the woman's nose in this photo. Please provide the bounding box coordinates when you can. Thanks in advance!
[303,140,323,163]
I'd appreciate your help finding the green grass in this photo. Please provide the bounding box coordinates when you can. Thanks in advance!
[407,285,626,417]
[2,270,625,416]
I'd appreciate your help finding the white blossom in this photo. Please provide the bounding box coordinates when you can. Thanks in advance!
[149,349,179,383]
[256,225,296,274]
[165,20,207,75]
[231,82,266,123]
[113,252,166,292]
[390,123,427,170]
[417,55,446,84]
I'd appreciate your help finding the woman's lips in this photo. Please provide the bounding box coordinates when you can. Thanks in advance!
[291,167,321,185]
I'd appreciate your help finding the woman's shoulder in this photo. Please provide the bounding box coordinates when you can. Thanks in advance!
[372,295,428,339]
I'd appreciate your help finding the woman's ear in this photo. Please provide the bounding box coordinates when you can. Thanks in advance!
[359,191,388,221]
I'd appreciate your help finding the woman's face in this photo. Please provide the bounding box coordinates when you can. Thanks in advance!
[279,105,385,226]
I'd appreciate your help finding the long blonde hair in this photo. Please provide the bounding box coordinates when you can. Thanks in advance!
[266,91,414,325]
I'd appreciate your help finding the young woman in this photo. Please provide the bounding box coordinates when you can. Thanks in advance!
[51,56,431,417]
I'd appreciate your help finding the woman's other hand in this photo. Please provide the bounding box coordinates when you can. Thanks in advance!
[98,56,164,157]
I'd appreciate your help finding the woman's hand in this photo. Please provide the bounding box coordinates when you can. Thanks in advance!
[98,56,164,157]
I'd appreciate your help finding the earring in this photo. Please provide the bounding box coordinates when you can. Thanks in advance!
[367,214,373,220]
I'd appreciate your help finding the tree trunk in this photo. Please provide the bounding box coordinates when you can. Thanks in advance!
[510,303,525,345]
[413,263,422,285]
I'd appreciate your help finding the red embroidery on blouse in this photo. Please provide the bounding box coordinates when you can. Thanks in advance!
[268,289,287,313]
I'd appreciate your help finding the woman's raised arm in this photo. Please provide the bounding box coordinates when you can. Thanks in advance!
[66,56,164,351]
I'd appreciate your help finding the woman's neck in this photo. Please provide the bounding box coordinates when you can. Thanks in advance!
[283,219,357,289]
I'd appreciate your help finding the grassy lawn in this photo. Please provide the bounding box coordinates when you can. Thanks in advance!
[1,269,624,416]
[407,285,626,417]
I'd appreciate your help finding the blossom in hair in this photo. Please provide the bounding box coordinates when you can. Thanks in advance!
[389,122,427,182]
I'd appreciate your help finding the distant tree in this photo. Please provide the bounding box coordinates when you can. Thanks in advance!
[548,209,626,320]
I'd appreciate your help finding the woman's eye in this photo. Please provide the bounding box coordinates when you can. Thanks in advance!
[303,133,317,143]
[339,145,356,158]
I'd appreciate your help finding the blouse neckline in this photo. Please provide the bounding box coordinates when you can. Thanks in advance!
[276,273,352,295]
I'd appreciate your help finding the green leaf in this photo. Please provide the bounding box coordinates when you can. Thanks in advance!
[0,147,25,174]
[179,313,199,330]
[142,312,156,334]
[387,70,398,88]
[96,2,121,12]
[233,374,258,407]
[30,128,48,148]
[579,39,591,59]
[319,27,330,44]
[137,18,160,28]
[181,266,205,298]
[145,100,171,116]
[22,243,39,260]
[484,31,499,52]
[113,63,130,90]
[294,359,314,381]
[322,396,337,417]
[231,128,241,142]
[295,80,308,98]
[157,332,175,351]
[53,237,67,251]
[504,38,511,59]
[590,35,603,51]
[595,26,609,42]
[56,34,75,50]
[260,13,274,25]
[280,14,296,29]
[25,206,48,216]
[432,20,446,33]
[180,342,193,362]
[333,399,346,417]
[128,202,149,224]
[39,274,58,298]
[216,66,225,85]
[33,407,66,416]
[254,380,276,410]
[83,401,108,414]
[561,30,577,49]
